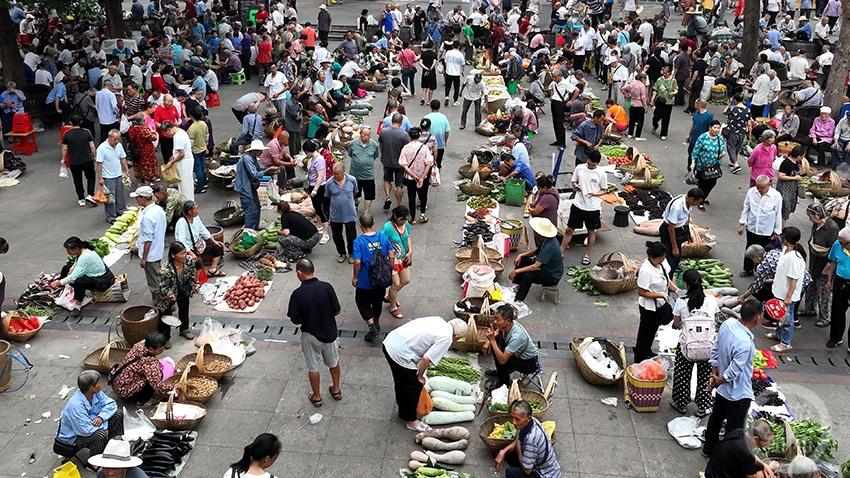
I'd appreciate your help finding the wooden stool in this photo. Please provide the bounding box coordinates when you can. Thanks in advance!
[230,69,246,85]
[539,285,560,304]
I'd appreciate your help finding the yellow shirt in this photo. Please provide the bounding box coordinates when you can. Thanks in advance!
[186,120,209,154]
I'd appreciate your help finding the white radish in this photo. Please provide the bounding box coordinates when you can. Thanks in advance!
[430,390,478,404]
[426,450,466,466]
[426,376,474,395]
[422,411,475,425]
[421,437,469,451]
[431,397,475,412]
[415,426,471,443]
[408,460,426,471]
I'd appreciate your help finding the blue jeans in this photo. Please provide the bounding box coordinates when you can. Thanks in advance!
[239,190,260,230]
[193,152,207,191]
[832,140,850,169]
[778,301,797,346]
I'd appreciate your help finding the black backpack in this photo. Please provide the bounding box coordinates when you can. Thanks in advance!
[367,234,393,289]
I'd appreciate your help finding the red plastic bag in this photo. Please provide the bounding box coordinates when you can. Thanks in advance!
[631,359,667,381]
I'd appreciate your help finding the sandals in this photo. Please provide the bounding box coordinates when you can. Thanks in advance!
[669,401,687,414]
[581,255,591,266]
[329,386,342,401]
[383,297,401,308]
[418,214,428,224]
[771,343,793,353]
[405,421,432,432]
[696,408,712,418]
[309,393,323,407]
[208,269,226,277]
[815,319,831,328]
[390,308,404,319]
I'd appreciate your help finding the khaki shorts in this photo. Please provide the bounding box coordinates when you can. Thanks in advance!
[301,332,340,372]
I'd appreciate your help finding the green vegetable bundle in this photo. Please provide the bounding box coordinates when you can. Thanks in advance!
[468,195,496,210]
[599,145,628,157]
[790,419,838,461]
[22,305,54,317]
[680,259,733,288]
[89,238,110,257]
[565,266,601,295]
[427,356,481,383]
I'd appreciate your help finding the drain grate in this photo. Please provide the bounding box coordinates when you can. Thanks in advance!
[43,312,850,375]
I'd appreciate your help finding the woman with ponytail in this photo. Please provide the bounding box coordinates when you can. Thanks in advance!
[49,236,114,317]
[767,226,808,353]
[669,268,718,416]
[634,241,679,362]
[224,433,281,478]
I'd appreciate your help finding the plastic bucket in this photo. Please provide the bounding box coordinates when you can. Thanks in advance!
[504,178,527,206]
[0,340,10,391]
[500,219,524,252]
[121,306,161,346]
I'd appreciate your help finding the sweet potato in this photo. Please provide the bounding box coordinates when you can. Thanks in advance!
[410,450,430,463]
[408,460,425,471]
[421,437,469,451]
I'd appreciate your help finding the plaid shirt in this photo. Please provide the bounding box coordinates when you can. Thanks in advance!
[750,249,812,293]
[112,341,174,400]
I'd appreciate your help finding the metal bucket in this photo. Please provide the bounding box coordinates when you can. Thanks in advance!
[120,306,161,346]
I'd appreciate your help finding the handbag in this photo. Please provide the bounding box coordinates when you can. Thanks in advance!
[160,161,182,184]
[430,165,441,187]
[697,137,724,180]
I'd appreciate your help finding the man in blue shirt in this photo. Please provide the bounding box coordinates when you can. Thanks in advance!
[9,2,24,25]
[47,76,69,123]
[235,140,279,229]
[95,80,120,143]
[57,370,123,459]
[0,81,26,135]
[241,105,264,140]
[96,130,129,223]
[423,100,451,168]
[571,109,605,165]
[506,134,530,167]
[766,26,782,50]
[352,212,394,341]
[493,150,536,191]
[703,298,761,457]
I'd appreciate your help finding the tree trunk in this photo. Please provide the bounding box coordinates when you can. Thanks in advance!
[741,0,761,69]
[104,0,126,37]
[824,0,850,110]
[0,5,24,85]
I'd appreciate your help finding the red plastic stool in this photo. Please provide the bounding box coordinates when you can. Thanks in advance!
[16,33,31,46]
[12,113,33,133]
[206,91,221,108]
[10,133,38,155]
[59,125,72,166]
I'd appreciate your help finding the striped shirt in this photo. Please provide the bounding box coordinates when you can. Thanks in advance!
[519,418,561,477]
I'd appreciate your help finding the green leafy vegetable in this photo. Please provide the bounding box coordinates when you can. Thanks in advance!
[427,356,481,383]
[565,266,601,295]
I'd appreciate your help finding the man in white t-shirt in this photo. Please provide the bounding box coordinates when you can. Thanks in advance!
[637,19,654,53]
[264,63,289,115]
[443,44,465,106]
[816,46,833,86]
[507,8,521,35]
[560,151,607,264]
[749,71,780,118]
[768,227,806,352]
[163,121,196,201]
[787,49,809,81]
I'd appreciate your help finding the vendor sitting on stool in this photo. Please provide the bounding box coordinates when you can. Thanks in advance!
[50,237,115,317]
[483,304,540,388]
[109,332,175,405]
[510,218,564,303]
[56,370,124,465]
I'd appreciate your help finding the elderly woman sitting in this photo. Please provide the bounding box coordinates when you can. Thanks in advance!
[56,371,123,464]
[174,201,225,276]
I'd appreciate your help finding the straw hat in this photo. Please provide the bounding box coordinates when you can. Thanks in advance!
[88,440,143,469]
[529,217,558,238]
[245,140,268,153]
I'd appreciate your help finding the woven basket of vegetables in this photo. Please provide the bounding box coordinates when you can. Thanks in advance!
[808,171,850,198]
[627,168,665,189]
[164,366,219,404]
[459,173,495,196]
[619,154,661,177]
[1,310,43,342]
[680,224,713,258]
[228,228,264,259]
[213,200,245,227]
[454,246,501,263]
[458,163,493,180]
[479,416,518,451]
[588,252,638,295]
[175,343,232,381]
[488,390,550,418]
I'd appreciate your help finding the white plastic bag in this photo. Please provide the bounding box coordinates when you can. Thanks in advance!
[195,317,226,347]
[59,164,69,178]
[123,407,156,441]
[55,285,91,310]
[267,178,281,204]
[667,416,705,449]
[119,114,130,134]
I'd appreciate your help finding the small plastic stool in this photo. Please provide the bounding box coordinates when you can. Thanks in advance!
[12,113,32,132]
[9,132,38,155]
[539,285,560,305]
[16,33,31,46]
[206,91,221,108]
[230,69,246,85]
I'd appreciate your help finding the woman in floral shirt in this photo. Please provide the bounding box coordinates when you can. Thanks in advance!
[690,120,726,207]
[127,114,159,183]
[110,332,174,404]
[158,242,199,341]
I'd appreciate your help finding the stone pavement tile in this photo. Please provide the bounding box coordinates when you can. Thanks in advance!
[574,433,646,477]
[0,432,58,478]
[232,348,300,380]
[5,365,79,399]
[218,376,287,412]
[194,410,274,447]
[551,427,580,472]
[320,417,390,458]
[0,395,48,433]
[0,433,13,454]
[26,330,104,366]
[342,355,396,388]
[636,437,706,477]
[178,444,242,477]
[275,373,344,416]
[276,451,320,477]
[555,366,625,402]
[16,397,68,437]
[268,413,330,453]
[330,384,396,419]
[382,422,421,461]
[629,395,681,439]
[544,397,573,436]
[314,453,390,478]
[570,398,636,438]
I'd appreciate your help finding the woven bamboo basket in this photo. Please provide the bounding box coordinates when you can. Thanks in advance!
[450,329,488,353]
[624,362,667,412]
[681,224,712,258]
[176,343,232,381]
[456,259,504,276]
[453,296,497,327]
[479,416,555,454]
[619,154,660,177]
[1,311,42,342]
[459,179,495,196]
[149,393,207,431]
[488,389,550,418]
[228,228,264,259]
[458,164,493,180]
[164,366,219,404]
[454,246,501,262]
[588,252,638,295]
[83,339,131,373]
[627,167,665,189]
[777,141,800,155]
[214,200,245,227]
[569,337,626,385]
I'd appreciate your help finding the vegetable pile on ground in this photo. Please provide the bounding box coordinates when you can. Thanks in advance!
[461,220,494,245]
[16,273,61,309]
[565,266,601,295]
[679,258,733,288]
[489,398,543,413]
[618,189,671,219]
[260,219,282,247]
[223,274,268,310]
[408,427,472,472]
[422,376,478,425]
[88,238,110,257]
[427,357,481,383]
[489,421,517,440]
[761,419,839,461]
[100,207,139,246]
[467,195,497,211]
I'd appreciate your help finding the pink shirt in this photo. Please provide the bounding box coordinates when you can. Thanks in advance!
[259,137,284,167]
[809,117,836,142]
[398,141,434,181]
[747,143,777,181]
[621,80,648,108]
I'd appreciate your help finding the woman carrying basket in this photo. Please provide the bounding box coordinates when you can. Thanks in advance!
[670,269,717,417]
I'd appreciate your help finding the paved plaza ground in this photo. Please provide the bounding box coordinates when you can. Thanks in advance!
[1,1,849,476]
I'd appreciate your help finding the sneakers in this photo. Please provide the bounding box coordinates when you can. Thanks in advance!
[453,100,460,107]
[761,320,778,330]
[85,195,97,207]
[459,125,465,130]
[660,136,667,141]
[627,134,633,138]
[826,339,844,348]
[794,320,801,329]
[383,197,392,210]
[444,98,450,106]
[364,322,380,342]
[337,254,347,263]
[635,137,646,141]
[484,369,499,378]
[78,199,86,207]
[730,163,742,174]
[319,234,330,245]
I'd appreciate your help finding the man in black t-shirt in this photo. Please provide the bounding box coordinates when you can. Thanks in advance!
[704,420,778,478]
[61,114,98,207]
[276,201,322,264]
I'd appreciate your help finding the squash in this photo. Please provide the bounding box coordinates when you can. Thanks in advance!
[421,437,469,451]
[422,411,475,425]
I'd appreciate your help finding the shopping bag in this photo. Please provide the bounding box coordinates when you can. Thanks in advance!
[123,406,156,441]
[197,266,208,285]
[160,162,182,184]
[417,386,433,417]
[92,190,109,204]
[59,164,69,178]
[119,114,130,134]
[267,179,281,204]
[52,461,81,478]
[91,273,130,303]
[430,166,441,187]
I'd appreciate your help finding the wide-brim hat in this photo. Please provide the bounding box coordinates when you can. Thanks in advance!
[88,440,143,469]
[245,139,268,153]
[529,217,558,238]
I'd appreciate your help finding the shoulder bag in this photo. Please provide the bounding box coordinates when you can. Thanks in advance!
[697,137,724,180]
